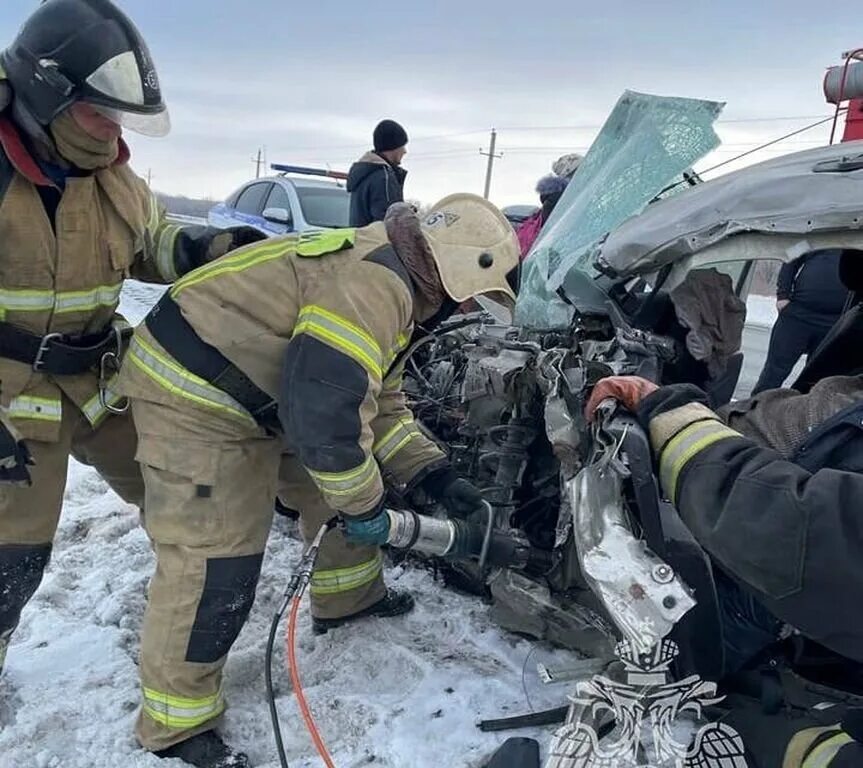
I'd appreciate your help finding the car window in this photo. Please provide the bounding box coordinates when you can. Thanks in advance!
[265,184,291,213]
[296,187,350,228]
[225,188,242,208]
[234,183,272,216]
[698,260,752,295]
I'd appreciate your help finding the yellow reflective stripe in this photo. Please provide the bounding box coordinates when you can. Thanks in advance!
[54,284,123,314]
[384,331,411,370]
[374,420,421,465]
[155,223,183,282]
[147,193,161,232]
[127,335,256,425]
[310,553,383,595]
[803,732,855,768]
[295,305,383,379]
[0,285,123,315]
[308,455,379,497]
[295,228,356,257]
[0,288,55,312]
[659,419,741,503]
[142,686,225,729]
[81,377,123,427]
[172,237,292,294]
[7,395,62,422]
[383,367,404,391]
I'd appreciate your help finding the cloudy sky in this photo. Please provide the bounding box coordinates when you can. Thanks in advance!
[1,0,857,206]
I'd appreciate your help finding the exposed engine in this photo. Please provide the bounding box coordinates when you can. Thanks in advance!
[402,308,691,657]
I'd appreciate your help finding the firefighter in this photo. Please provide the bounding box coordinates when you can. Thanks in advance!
[0,0,262,684]
[586,356,863,767]
[116,195,517,765]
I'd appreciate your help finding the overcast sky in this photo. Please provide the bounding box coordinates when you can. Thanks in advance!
[1,0,857,206]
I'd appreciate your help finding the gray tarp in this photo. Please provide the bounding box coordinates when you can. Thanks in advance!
[598,140,863,278]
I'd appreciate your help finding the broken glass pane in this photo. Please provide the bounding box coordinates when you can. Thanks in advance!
[515,90,724,329]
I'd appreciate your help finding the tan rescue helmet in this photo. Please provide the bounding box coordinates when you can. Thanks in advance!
[421,193,519,308]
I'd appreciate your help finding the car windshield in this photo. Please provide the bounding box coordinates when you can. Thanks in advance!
[515,90,723,329]
[296,187,350,228]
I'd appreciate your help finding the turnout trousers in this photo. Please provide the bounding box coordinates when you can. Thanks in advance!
[130,398,384,751]
[0,396,143,672]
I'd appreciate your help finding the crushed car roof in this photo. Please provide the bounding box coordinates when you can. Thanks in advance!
[598,140,863,277]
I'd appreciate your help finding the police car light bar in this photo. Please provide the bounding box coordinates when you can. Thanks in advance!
[270,164,349,181]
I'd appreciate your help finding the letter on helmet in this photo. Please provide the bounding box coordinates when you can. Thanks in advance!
[420,193,519,311]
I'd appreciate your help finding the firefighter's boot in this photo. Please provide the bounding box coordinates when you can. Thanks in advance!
[154,731,249,768]
[312,588,415,635]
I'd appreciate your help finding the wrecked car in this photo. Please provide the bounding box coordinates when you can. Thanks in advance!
[400,99,863,690]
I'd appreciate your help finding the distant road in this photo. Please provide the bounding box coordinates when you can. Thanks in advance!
[166,213,206,226]
[736,322,806,399]
[736,323,771,398]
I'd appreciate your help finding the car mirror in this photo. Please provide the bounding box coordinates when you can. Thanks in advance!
[263,207,291,225]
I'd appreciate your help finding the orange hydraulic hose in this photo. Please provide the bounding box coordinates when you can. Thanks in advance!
[286,593,337,768]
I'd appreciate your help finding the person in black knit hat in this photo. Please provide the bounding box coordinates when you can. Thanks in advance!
[347,119,409,226]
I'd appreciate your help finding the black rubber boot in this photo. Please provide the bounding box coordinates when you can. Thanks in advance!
[312,589,415,635]
[154,731,249,768]
[485,738,540,768]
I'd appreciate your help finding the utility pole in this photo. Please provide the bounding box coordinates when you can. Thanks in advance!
[253,148,263,179]
[480,129,503,200]
[146,168,153,187]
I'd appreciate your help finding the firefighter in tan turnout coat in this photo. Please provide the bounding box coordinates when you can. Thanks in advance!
[117,194,518,764]
[0,0,263,729]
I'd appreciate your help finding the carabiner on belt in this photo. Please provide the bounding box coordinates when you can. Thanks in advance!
[99,325,130,415]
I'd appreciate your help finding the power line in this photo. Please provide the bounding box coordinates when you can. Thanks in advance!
[697,114,840,176]
[254,115,837,157]
[283,128,489,154]
[494,114,835,132]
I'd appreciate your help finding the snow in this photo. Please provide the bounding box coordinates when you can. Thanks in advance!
[0,281,577,768]
[745,294,778,328]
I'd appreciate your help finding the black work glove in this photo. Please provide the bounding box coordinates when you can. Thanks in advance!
[227,226,269,249]
[419,466,485,518]
[0,413,33,486]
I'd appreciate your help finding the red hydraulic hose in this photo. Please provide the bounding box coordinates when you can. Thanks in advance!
[286,593,337,768]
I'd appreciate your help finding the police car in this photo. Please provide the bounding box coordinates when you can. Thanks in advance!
[208,164,351,237]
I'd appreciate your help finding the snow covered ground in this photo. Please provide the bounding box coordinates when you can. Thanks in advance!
[745,294,778,328]
[0,282,576,768]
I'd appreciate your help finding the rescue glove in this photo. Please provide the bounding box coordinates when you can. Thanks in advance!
[201,226,268,265]
[419,466,485,518]
[586,375,659,422]
[341,501,391,546]
[0,410,33,486]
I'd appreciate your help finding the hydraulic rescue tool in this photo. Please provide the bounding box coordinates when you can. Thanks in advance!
[266,502,536,768]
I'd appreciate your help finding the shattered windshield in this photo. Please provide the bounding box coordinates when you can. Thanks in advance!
[515,90,724,329]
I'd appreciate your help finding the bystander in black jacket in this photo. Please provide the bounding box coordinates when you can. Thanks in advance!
[777,249,848,324]
[753,249,849,393]
[346,152,407,227]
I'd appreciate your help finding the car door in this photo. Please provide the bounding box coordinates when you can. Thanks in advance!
[261,183,294,236]
[230,181,274,234]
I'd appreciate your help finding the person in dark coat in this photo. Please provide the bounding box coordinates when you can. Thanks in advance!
[753,249,848,394]
[515,174,570,259]
[347,119,408,227]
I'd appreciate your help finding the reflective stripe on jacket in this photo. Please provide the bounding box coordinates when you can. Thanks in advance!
[0,116,247,441]
[118,225,446,515]
[640,383,863,664]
